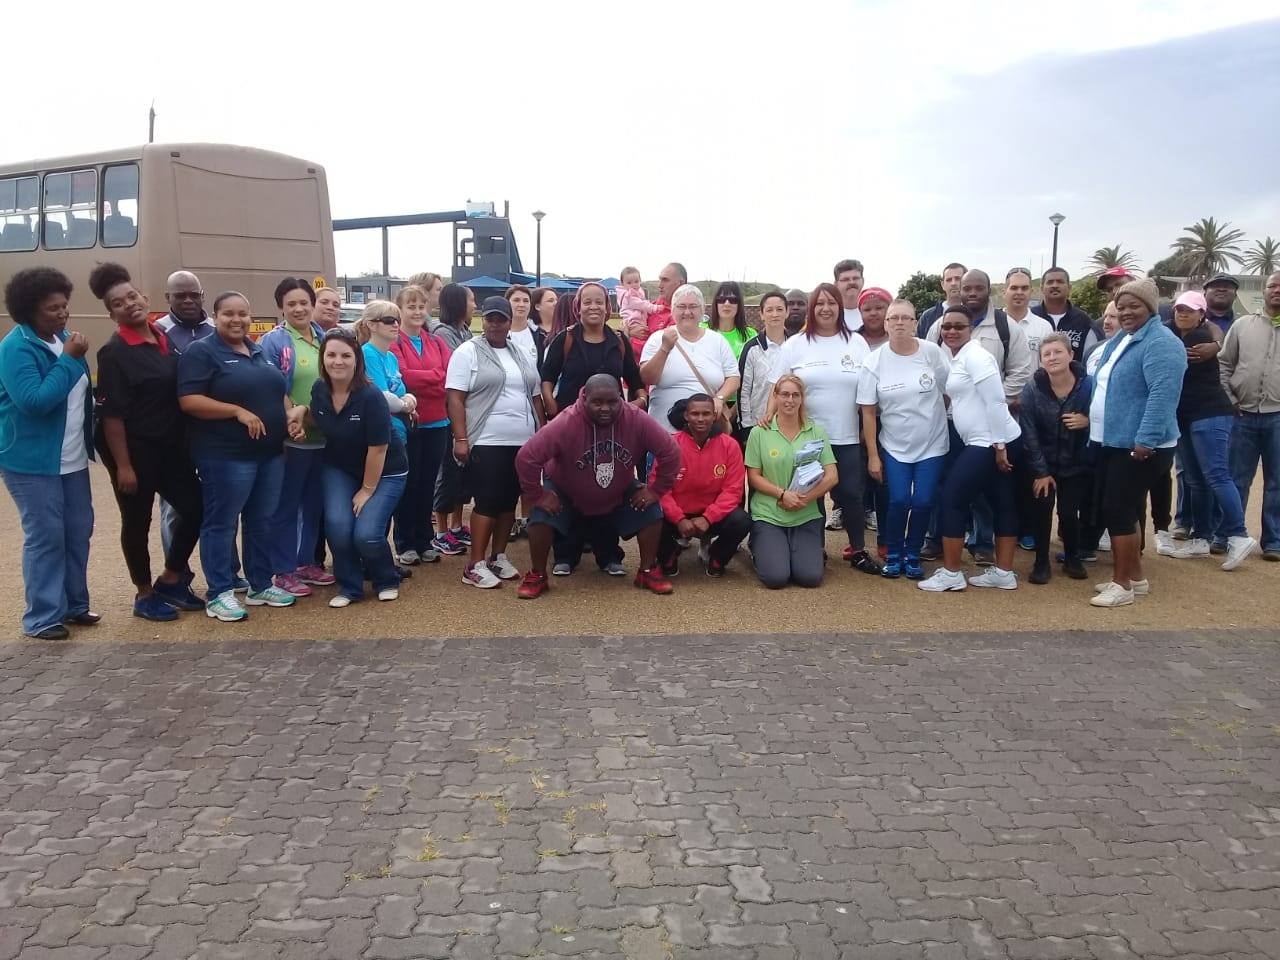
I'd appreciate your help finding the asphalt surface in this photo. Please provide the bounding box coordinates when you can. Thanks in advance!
[2,628,1279,959]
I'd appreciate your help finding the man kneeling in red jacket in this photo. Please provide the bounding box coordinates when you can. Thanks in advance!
[653,394,751,577]
[515,374,682,598]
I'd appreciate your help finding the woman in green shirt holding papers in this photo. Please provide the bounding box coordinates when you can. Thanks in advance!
[744,374,838,588]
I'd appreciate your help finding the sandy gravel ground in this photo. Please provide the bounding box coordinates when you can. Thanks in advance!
[0,465,1276,644]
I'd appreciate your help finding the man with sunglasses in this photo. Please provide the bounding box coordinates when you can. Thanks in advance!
[156,271,215,355]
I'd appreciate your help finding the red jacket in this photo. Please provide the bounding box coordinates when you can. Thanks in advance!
[390,329,452,424]
[651,430,744,525]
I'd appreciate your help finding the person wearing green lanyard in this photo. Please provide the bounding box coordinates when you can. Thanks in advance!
[744,374,838,588]
[260,278,336,599]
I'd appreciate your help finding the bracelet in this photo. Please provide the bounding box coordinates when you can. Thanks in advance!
[453,436,467,443]
[362,484,376,491]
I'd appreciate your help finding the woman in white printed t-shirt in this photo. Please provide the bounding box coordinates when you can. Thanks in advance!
[768,282,880,574]
[857,298,950,582]
[640,284,740,433]
[918,303,1023,593]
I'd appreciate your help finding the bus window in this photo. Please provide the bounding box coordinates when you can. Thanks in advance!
[0,175,39,252]
[43,169,98,250]
[102,164,139,248]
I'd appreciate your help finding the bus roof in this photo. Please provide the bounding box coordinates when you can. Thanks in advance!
[0,143,325,178]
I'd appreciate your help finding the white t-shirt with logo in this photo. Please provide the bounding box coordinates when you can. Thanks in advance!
[1013,313,1055,365]
[768,332,870,445]
[445,340,534,446]
[640,329,739,433]
[508,325,538,370]
[946,340,1020,447]
[856,339,951,463]
[39,336,89,474]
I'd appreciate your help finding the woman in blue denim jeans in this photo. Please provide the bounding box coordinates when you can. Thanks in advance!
[0,267,96,640]
[177,292,296,621]
[1165,291,1258,570]
[287,329,408,606]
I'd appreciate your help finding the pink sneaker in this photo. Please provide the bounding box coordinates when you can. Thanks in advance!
[273,573,313,597]
[296,564,336,586]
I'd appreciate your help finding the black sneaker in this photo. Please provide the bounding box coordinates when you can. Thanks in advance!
[1029,559,1051,585]
[848,549,883,575]
[154,579,204,611]
[970,549,995,566]
[1062,557,1088,580]
[660,556,679,578]
[32,624,70,640]
[705,558,726,578]
[920,541,941,561]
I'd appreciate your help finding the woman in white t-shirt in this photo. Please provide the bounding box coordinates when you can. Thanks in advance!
[919,304,1023,593]
[446,296,544,589]
[640,284,739,433]
[768,283,880,574]
[857,299,950,581]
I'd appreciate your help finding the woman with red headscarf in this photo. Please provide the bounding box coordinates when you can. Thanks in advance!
[539,282,647,420]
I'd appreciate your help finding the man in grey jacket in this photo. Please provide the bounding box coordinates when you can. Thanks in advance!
[1219,270,1280,559]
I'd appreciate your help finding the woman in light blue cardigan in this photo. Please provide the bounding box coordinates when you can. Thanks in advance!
[1088,279,1187,607]
[0,268,96,639]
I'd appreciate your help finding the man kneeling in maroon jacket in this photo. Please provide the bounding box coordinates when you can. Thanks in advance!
[515,374,682,598]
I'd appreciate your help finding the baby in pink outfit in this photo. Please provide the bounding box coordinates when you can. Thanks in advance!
[617,265,662,357]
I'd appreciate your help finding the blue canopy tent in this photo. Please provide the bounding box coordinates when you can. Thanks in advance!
[459,275,514,293]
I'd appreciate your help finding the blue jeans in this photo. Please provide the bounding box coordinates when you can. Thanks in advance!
[1180,416,1246,541]
[270,446,324,574]
[1230,411,1280,551]
[1,469,93,636]
[196,456,284,598]
[881,452,945,561]
[323,465,405,598]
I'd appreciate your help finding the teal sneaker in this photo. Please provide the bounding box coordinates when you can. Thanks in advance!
[244,585,297,607]
[206,591,248,622]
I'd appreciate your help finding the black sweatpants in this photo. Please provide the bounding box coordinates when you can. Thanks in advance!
[1027,472,1091,564]
[99,436,202,588]
[659,508,752,567]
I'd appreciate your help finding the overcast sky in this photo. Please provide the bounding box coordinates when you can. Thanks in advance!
[9,1,1279,291]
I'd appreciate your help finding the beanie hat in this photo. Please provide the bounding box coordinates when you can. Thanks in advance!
[1115,278,1159,317]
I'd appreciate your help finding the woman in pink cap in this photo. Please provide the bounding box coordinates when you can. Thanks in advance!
[857,287,892,350]
[1164,290,1258,569]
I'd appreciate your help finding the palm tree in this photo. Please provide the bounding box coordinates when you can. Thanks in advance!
[1242,237,1279,278]
[1086,245,1140,273]
[1170,217,1245,279]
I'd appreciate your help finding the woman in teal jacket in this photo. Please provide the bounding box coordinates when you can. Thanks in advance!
[0,267,96,639]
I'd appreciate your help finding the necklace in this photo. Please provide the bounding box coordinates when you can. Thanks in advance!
[592,422,616,488]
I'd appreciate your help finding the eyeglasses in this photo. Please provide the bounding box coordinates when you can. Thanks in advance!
[939,322,971,331]
[374,316,401,326]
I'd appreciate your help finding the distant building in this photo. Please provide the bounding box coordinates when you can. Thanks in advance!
[338,275,407,305]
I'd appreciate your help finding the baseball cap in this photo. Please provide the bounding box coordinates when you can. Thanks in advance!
[1174,291,1207,312]
[1203,273,1239,290]
[480,296,513,320]
[1096,266,1134,289]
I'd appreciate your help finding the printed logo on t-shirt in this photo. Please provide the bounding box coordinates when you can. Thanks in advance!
[713,463,727,477]
[768,448,780,458]
[919,371,935,392]
[575,439,634,471]
[840,354,858,371]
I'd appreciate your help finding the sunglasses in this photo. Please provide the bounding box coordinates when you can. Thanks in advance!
[716,296,740,305]
[374,316,401,326]
[939,322,971,331]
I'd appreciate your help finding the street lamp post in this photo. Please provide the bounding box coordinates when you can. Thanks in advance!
[532,210,546,287]
[1049,212,1066,269]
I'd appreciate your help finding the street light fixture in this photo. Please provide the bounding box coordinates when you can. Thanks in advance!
[532,210,546,287]
[1049,212,1066,269]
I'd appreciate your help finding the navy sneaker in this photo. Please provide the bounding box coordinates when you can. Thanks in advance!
[133,595,178,622]
[881,557,902,579]
[903,557,925,580]
[153,579,204,611]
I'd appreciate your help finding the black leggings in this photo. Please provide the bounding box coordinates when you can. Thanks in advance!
[1027,472,1091,563]
[99,436,202,588]
[659,508,752,566]
[941,442,1020,540]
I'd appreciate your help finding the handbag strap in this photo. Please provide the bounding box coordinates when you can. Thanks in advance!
[673,339,717,397]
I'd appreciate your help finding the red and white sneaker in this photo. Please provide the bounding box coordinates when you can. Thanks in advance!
[634,565,674,595]
[517,571,549,599]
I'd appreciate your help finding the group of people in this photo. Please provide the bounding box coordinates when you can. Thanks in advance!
[1,256,1277,638]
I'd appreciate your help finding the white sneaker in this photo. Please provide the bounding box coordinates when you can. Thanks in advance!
[329,595,353,608]
[825,506,844,531]
[968,567,1018,590]
[488,553,521,581]
[917,568,967,592]
[1090,582,1134,607]
[377,588,399,601]
[462,561,502,589]
[1222,535,1259,571]
[1169,538,1210,559]
[1154,530,1176,556]
[1098,531,1112,552]
[1095,579,1149,595]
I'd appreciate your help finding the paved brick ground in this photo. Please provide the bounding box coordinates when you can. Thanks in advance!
[1,630,1279,959]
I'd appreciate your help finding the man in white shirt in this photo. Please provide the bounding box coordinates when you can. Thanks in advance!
[1004,268,1054,365]
[834,258,864,332]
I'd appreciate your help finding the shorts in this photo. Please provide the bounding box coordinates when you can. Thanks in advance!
[1100,445,1176,536]
[465,445,522,518]
[529,479,663,540]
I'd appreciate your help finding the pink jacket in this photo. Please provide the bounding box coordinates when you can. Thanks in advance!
[628,296,672,359]
[390,329,452,424]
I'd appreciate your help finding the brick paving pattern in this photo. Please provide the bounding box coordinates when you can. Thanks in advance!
[0,630,1278,959]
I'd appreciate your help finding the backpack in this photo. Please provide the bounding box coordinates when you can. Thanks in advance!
[992,309,1010,379]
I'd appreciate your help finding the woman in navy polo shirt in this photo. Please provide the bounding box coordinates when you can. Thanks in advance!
[287,328,408,606]
[89,263,205,622]
[177,291,296,622]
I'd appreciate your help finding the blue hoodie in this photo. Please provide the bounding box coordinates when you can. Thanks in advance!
[1093,315,1187,450]
[0,324,94,475]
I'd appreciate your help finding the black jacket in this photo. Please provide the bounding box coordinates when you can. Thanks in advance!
[1017,363,1094,478]
[917,301,946,339]
[1031,301,1100,364]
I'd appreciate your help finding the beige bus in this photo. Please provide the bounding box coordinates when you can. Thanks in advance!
[0,143,336,359]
